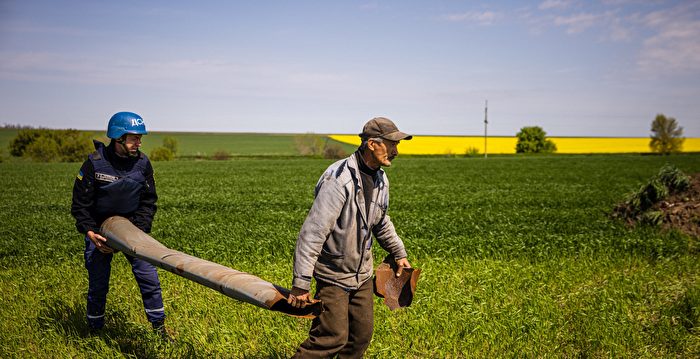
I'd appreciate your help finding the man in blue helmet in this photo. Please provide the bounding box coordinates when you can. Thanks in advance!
[71,112,170,340]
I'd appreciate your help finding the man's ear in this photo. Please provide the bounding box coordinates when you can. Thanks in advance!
[366,139,377,151]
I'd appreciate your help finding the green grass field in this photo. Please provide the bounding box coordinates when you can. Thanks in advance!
[0,129,357,159]
[141,132,302,157]
[1,148,700,357]
[0,129,19,158]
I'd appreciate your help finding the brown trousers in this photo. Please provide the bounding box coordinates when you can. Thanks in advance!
[293,279,374,359]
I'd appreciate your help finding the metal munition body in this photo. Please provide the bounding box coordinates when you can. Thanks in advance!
[101,216,321,318]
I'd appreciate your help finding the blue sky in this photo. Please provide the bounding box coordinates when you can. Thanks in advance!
[1,0,699,136]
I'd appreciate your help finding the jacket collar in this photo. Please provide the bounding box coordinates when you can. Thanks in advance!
[347,151,385,188]
[346,153,385,227]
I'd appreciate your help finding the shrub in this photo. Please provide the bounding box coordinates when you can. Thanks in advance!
[212,150,231,160]
[9,129,45,157]
[295,133,325,156]
[25,136,61,162]
[149,147,174,161]
[323,144,348,159]
[163,136,179,155]
[56,130,94,162]
[10,129,93,162]
[465,147,480,157]
[515,126,557,153]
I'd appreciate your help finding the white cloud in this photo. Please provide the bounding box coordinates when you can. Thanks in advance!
[532,1,700,74]
[3,20,91,37]
[633,2,700,74]
[549,9,633,41]
[359,3,379,11]
[637,8,700,73]
[539,0,573,11]
[553,12,606,34]
[0,51,362,101]
[443,11,501,25]
[600,0,658,6]
[608,16,632,41]
[0,52,229,85]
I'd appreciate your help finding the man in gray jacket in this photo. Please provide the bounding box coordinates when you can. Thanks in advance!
[288,117,412,358]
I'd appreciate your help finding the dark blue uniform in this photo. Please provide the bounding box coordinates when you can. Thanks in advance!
[71,140,165,329]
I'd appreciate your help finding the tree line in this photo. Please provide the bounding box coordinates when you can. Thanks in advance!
[3,114,688,162]
[514,114,685,155]
[7,129,179,162]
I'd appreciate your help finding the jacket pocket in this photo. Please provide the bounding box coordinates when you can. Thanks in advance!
[318,247,345,269]
[320,247,344,259]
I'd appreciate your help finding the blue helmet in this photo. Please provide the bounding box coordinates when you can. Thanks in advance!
[107,112,148,139]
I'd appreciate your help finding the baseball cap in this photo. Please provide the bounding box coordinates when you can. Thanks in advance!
[359,117,413,141]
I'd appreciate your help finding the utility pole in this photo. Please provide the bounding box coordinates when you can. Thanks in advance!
[484,100,488,158]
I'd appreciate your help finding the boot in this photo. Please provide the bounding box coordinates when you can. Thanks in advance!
[152,320,174,343]
[88,325,104,337]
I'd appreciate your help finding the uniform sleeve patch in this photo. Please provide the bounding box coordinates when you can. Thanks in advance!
[77,170,84,181]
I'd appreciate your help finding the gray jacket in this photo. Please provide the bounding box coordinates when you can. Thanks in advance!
[292,153,408,291]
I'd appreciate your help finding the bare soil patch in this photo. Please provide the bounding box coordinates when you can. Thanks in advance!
[657,173,700,237]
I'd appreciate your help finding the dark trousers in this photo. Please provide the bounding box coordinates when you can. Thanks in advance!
[294,279,374,359]
[84,236,165,329]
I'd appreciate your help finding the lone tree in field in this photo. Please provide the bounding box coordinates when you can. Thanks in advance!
[515,126,557,153]
[650,114,684,155]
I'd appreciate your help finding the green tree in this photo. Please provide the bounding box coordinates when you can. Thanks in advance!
[649,114,684,155]
[163,136,178,155]
[515,126,557,153]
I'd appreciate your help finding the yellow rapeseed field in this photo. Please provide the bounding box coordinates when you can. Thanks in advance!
[329,135,700,155]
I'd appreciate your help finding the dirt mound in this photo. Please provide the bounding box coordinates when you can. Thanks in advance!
[657,173,700,237]
[613,167,700,238]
